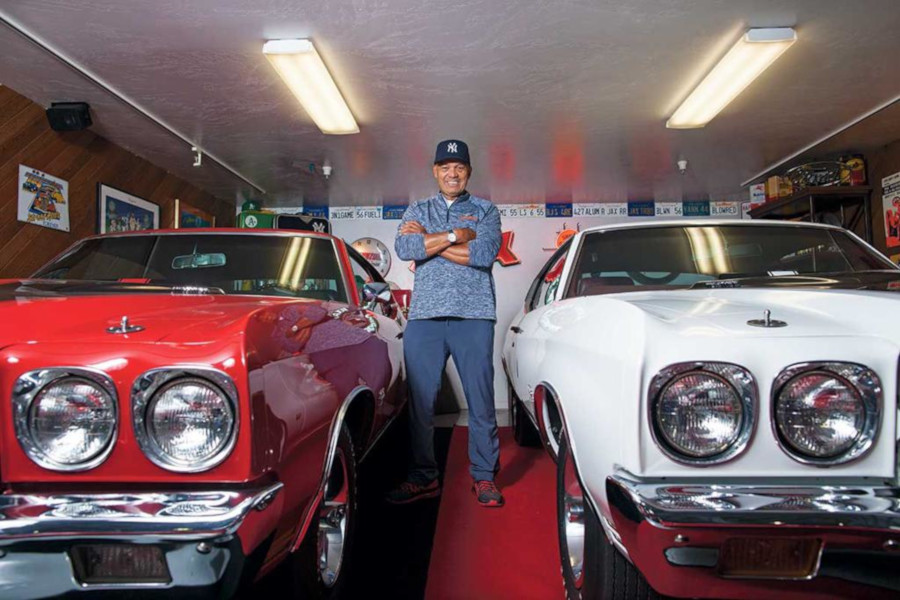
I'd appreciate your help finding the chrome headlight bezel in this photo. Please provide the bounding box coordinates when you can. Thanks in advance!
[13,368,118,472]
[771,362,881,466]
[132,367,239,473]
[648,362,757,466]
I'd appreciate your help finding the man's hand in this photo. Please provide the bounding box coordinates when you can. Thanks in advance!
[400,221,426,235]
[453,228,476,243]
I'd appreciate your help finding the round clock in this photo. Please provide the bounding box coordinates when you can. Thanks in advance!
[352,237,392,277]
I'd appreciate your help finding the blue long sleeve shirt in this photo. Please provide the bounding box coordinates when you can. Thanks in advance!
[395,192,501,321]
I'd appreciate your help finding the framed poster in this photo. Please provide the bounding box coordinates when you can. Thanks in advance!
[98,184,159,233]
[17,165,70,232]
[175,198,216,228]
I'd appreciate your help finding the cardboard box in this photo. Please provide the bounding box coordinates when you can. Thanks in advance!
[749,183,766,204]
[765,176,781,202]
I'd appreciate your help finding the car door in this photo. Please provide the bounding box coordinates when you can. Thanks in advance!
[504,239,573,417]
[344,244,406,428]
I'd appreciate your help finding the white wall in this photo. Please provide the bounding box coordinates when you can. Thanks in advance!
[332,211,740,409]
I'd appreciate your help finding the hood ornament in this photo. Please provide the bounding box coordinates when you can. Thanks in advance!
[107,316,145,334]
[747,309,787,328]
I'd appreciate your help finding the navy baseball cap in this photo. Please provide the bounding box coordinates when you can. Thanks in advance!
[434,139,470,165]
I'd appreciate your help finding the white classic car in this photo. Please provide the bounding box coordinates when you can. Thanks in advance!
[502,220,900,599]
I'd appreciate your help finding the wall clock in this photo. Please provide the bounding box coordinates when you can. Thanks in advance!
[351,237,392,277]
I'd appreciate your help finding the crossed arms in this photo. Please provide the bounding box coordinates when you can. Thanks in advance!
[394,205,501,267]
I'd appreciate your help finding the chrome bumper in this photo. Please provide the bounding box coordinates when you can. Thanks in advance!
[607,473,900,530]
[605,473,900,596]
[0,483,283,599]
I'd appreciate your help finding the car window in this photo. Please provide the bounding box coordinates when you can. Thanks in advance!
[33,234,349,302]
[526,240,572,311]
[565,225,897,298]
[344,245,398,319]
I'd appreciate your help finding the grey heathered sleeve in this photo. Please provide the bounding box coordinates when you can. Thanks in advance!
[466,204,501,268]
[394,203,427,261]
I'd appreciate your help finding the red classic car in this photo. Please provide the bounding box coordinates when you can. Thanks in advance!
[0,229,406,598]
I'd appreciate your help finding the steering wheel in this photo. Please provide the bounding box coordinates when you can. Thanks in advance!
[627,271,681,285]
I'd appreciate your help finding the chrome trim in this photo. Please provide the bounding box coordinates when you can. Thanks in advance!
[292,385,371,552]
[13,367,118,472]
[0,483,282,540]
[771,362,881,466]
[648,362,757,466]
[607,471,900,529]
[747,308,788,328]
[131,367,239,473]
[561,435,585,590]
[318,445,350,588]
[106,315,145,334]
[535,381,564,461]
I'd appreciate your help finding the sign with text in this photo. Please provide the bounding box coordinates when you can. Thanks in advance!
[655,202,683,217]
[711,201,740,217]
[497,203,546,218]
[354,206,383,220]
[545,202,573,218]
[627,200,655,217]
[683,200,711,217]
[329,206,355,220]
[382,205,406,220]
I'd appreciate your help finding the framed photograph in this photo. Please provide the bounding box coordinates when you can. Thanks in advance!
[98,184,159,233]
[175,198,216,228]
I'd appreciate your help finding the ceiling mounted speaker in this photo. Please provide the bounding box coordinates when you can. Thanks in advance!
[46,102,92,131]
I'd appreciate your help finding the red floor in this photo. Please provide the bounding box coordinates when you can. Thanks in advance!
[425,427,561,600]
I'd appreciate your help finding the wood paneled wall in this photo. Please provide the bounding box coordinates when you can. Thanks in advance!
[0,85,234,278]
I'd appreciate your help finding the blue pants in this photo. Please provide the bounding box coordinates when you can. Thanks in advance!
[405,318,499,482]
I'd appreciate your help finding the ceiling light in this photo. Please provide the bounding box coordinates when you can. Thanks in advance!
[667,28,797,129]
[263,39,359,135]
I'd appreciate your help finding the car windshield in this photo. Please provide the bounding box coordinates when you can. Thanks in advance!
[566,225,897,297]
[32,233,348,302]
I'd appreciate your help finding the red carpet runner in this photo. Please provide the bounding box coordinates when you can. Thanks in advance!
[425,427,561,599]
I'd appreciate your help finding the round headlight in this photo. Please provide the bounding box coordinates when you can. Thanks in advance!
[28,377,116,468]
[655,372,744,459]
[775,372,864,459]
[145,378,235,470]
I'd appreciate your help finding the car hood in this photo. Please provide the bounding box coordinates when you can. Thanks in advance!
[0,280,300,345]
[614,286,900,339]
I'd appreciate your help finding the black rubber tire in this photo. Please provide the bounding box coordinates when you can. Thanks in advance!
[557,435,663,600]
[508,380,541,447]
[293,424,358,599]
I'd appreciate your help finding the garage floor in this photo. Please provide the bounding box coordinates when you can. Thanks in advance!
[251,412,560,599]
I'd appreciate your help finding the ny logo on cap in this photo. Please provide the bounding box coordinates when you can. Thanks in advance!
[447,142,458,153]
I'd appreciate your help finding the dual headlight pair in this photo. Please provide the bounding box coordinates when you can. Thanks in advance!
[649,361,881,466]
[13,367,238,473]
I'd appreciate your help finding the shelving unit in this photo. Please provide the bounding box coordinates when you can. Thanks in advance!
[748,186,873,242]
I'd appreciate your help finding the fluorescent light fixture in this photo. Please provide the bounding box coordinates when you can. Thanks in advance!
[667,28,796,129]
[263,39,359,135]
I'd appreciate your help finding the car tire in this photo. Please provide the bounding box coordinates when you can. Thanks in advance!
[557,435,663,600]
[293,424,358,599]
[508,380,541,447]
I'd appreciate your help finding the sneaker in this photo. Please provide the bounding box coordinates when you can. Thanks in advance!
[385,478,441,504]
[472,480,504,507]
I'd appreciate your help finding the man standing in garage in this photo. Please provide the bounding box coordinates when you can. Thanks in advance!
[388,139,504,507]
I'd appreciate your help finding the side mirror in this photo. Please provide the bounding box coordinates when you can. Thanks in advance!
[362,281,393,310]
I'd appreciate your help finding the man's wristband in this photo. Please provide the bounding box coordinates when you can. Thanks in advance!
[447,230,457,244]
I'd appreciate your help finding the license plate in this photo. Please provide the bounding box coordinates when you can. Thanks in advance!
[717,537,822,579]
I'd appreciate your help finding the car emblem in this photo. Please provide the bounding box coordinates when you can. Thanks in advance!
[106,316,145,334]
[747,309,787,328]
